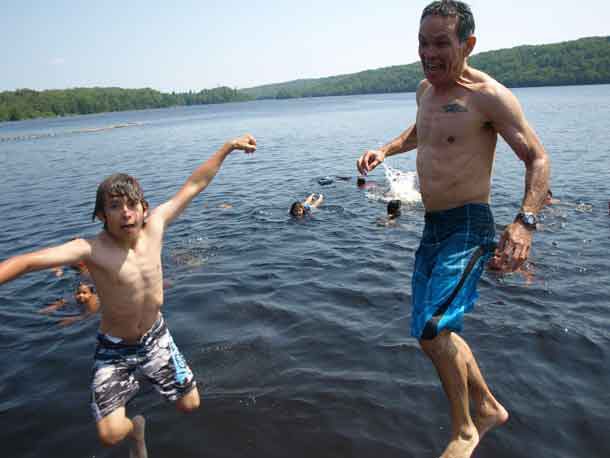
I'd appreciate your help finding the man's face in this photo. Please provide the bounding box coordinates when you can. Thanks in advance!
[418,14,469,87]
[100,193,147,241]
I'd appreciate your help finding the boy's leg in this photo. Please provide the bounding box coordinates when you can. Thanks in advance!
[96,407,147,458]
[420,331,479,458]
[176,385,200,413]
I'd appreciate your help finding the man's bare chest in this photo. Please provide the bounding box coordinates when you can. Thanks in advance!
[417,97,489,146]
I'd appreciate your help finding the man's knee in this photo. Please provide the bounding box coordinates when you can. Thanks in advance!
[419,330,454,359]
[176,387,200,413]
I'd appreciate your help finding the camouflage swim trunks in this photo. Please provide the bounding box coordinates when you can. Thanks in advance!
[90,313,196,421]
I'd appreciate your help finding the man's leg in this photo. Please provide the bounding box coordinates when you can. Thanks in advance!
[96,407,148,458]
[420,331,479,458]
[451,333,509,438]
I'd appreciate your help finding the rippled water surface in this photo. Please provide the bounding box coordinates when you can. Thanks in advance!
[0,85,609,458]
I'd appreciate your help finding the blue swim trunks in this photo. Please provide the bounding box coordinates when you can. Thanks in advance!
[411,204,496,340]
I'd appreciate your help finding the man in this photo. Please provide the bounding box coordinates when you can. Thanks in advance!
[356,2,549,457]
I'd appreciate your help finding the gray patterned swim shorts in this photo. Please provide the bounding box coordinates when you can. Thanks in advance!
[90,313,196,421]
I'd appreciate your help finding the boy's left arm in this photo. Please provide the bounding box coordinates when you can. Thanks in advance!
[154,134,256,226]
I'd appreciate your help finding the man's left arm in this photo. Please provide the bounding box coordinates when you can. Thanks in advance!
[485,85,550,270]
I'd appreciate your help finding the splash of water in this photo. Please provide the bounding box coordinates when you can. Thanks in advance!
[380,164,421,203]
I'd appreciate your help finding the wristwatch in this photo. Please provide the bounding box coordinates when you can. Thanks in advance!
[515,211,538,230]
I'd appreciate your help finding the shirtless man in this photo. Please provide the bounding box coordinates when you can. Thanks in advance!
[0,134,257,457]
[356,2,549,457]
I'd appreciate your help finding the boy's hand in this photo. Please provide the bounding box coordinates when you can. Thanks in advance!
[230,134,257,154]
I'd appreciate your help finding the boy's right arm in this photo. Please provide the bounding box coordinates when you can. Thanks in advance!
[0,238,91,285]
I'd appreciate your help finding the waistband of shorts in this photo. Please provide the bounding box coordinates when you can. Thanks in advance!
[424,203,492,224]
[96,313,165,348]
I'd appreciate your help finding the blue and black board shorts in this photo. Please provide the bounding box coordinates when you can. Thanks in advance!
[90,313,196,421]
[411,203,496,340]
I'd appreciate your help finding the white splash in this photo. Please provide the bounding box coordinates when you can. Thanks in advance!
[381,164,421,203]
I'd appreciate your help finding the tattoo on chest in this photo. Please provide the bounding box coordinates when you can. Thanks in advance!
[442,103,468,113]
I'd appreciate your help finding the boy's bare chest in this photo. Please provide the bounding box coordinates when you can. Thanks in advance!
[92,240,162,286]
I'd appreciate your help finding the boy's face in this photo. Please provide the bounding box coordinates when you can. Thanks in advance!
[293,204,305,217]
[99,193,148,241]
[75,284,93,303]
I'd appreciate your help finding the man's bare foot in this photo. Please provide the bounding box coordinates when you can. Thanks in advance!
[474,400,509,439]
[440,426,479,458]
[129,415,148,458]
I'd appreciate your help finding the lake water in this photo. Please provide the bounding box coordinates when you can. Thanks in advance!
[0,85,609,458]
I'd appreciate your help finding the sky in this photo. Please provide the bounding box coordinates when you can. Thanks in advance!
[2,0,608,93]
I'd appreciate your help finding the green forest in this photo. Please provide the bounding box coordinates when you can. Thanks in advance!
[2,36,608,122]
[242,36,610,99]
[0,87,252,122]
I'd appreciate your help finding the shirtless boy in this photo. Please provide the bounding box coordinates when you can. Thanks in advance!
[0,134,257,457]
[357,2,549,457]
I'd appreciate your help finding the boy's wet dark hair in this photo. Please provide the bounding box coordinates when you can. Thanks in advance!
[421,0,475,43]
[387,199,402,217]
[357,177,366,187]
[92,173,149,228]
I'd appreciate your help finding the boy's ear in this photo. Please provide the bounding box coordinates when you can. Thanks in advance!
[95,210,106,223]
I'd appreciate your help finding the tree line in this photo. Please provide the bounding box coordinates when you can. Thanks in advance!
[2,36,608,122]
[242,36,610,99]
[0,87,253,122]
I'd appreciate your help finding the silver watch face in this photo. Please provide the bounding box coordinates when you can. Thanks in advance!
[521,213,537,226]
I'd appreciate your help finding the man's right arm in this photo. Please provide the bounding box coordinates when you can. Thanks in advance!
[357,80,427,175]
[0,238,91,285]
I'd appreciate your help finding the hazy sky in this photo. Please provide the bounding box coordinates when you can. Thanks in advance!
[2,0,608,92]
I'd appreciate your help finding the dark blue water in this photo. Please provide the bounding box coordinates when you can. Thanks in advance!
[0,86,609,458]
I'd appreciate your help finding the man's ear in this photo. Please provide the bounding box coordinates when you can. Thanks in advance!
[463,35,476,58]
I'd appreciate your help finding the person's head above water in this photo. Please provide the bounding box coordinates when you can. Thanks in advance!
[92,173,149,234]
[74,283,95,304]
[419,1,476,88]
[387,199,402,218]
[357,177,366,187]
[290,201,308,218]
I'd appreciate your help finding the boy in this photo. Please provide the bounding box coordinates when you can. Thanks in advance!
[0,134,256,457]
[40,282,100,326]
[289,193,324,218]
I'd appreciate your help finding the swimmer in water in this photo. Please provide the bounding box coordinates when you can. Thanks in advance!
[544,189,560,207]
[387,199,402,220]
[377,199,403,227]
[40,283,101,326]
[290,193,324,218]
[51,259,90,278]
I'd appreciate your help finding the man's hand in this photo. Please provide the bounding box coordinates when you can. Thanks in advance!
[357,149,386,175]
[496,222,534,271]
[230,134,257,154]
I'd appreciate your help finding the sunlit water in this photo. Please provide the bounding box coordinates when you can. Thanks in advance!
[0,85,609,458]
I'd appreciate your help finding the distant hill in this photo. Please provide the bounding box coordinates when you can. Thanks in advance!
[1,36,608,122]
[240,36,610,99]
